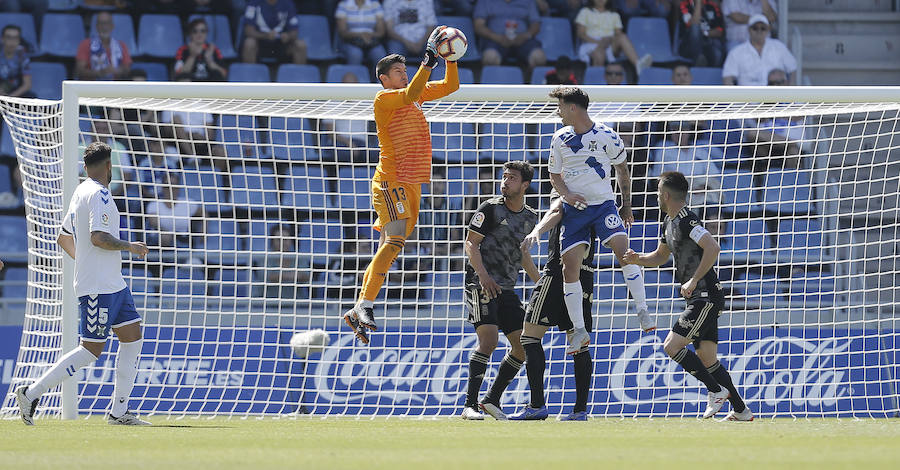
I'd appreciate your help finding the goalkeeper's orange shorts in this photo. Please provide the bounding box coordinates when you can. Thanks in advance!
[371,179,421,237]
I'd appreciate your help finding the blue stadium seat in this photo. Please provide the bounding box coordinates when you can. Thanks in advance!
[205,219,244,265]
[643,269,676,301]
[595,271,629,301]
[721,170,760,214]
[40,13,83,57]
[336,166,371,210]
[720,218,773,265]
[536,17,575,62]
[626,17,679,63]
[228,62,270,82]
[297,217,342,255]
[230,165,278,210]
[762,169,814,215]
[446,165,478,196]
[428,272,464,303]
[637,66,671,85]
[295,14,339,61]
[529,66,553,84]
[28,62,66,100]
[182,166,228,214]
[628,221,660,253]
[775,218,826,264]
[124,267,158,294]
[735,272,779,298]
[480,65,523,84]
[160,267,207,296]
[3,267,27,298]
[0,13,38,52]
[691,67,723,85]
[583,66,606,85]
[1,122,16,157]
[138,14,182,58]
[276,64,320,83]
[784,270,835,306]
[48,0,78,10]
[325,64,370,83]
[281,165,329,210]
[130,61,168,81]
[429,64,475,84]
[212,269,251,297]
[0,215,27,254]
[220,114,270,160]
[91,13,137,56]
[0,165,10,193]
[188,14,237,60]
[479,122,526,162]
[431,122,477,163]
[270,117,318,161]
[435,16,480,62]
[246,220,283,254]
[708,119,745,164]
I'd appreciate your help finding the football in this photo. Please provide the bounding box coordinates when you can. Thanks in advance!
[436,27,468,62]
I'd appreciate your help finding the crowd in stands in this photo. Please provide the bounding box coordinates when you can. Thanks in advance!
[0,0,817,305]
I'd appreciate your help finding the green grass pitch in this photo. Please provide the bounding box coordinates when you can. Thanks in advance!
[2,417,899,469]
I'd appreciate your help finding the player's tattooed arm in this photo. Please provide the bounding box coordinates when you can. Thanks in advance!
[91,231,149,259]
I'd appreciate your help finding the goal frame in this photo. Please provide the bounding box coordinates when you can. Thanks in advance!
[55,81,900,419]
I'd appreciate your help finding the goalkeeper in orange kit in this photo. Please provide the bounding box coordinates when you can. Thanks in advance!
[343,26,460,344]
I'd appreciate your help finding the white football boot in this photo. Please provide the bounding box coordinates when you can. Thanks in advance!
[721,407,754,422]
[461,406,484,420]
[702,387,730,419]
[479,402,507,420]
[15,385,37,426]
[637,308,656,333]
[108,410,152,426]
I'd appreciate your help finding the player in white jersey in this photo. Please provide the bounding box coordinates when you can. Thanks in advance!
[15,142,151,426]
[547,86,655,355]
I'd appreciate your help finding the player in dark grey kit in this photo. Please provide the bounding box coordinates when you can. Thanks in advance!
[461,161,540,420]
[624,171,753,421]
[511,196,596,421]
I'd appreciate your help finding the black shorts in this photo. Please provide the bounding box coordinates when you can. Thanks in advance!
[671,297,723,348]
[465,284,525,335]
[524,272,592,332]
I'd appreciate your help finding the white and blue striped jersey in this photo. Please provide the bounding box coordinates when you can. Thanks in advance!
[60,178,126,297]
[548,122,627,206]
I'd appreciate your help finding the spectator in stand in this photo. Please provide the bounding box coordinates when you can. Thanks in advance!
[144,172,201,249]
[473,0,546,69]
[672,63,693,85]
[262,224,311,299]
[0,25,32,97]
[603,61,627,85]
[677,0,726,67]
[76,12,132,80]
[574,0,651,76]
[722,14,795,86]
[335,0,387,66]
[722,0,777,51]
[241,0,307,64]
[543,55,577,85]
[383,0,436,59]
[137,139,181,199]
[613,0,671,23]
[320,72,374,162]
[741,68,806,177]
[175,18,228,82]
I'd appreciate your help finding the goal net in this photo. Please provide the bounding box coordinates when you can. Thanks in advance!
[1,82,898,419]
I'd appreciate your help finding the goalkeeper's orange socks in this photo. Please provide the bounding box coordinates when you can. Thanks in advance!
[707,360,747,413]
[358,235,405,303]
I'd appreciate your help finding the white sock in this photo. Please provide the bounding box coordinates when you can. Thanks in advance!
[622,264,648,311]
[563,281,585,330]
[26,345,98,401]
[111,339,142,417]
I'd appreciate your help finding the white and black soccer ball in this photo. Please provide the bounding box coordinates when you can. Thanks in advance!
[436,27,468,62]
[290,329,330,358]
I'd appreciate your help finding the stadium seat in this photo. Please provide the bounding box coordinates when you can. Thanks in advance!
[762,169,814,215]
[529,66,553,84]
[160,267,207,296]
[40,14,84,57]
[480,65,523,84]
[637,66,671,85]
[48,0,78,10]
[721,169,761,214]
[212,269,251,297]
[691,67,723,85]
[429,64,475,84]
[276,64,320,83]
[626,17,680,63]
[735,272,780,298]
[228,62,271,82]
[479,122,526,162]
[0,13,38,52]
[1,122,16,157]
[325,64,370,83]
[130,61,168,81]
[246,220,282,254]
[595,271,629,301]
[583,66,606,85]
[0,165,10,193]
[90,13,137,55]
[298,217,342,256]
[536,17,575,62]
[182,166,228,215]
[281,165,329,210]
[2,267,27,298]
[205,219,244,265]
[28,62,66,100]
[628,221,660,253]
[230,165,279,211]
[270,117,318,161]
[220,114,271,160]
[336,166,372,211]
[435,16,480,62]
[137,14,183,58]
[707,119,745,164]
[720,218,773,265]
[125,267,157,294]
[0,215,27,256]
[188,14,237,60]
[775,218,826,264]
[643,269,677,300]
[784,270,835,307]
[295,14,339,61]
[431,122,477,163]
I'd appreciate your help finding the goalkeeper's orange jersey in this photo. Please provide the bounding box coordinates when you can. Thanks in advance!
[373,62,459,184]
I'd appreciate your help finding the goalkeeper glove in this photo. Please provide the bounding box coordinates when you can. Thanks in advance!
[423,25,446,68]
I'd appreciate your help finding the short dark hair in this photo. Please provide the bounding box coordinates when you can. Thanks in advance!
[549,86,589,110]
[2,24,21,37]
[83,141,112,167]
[659,171,689,201]
[376,54,405,80]
[503,161,534,183]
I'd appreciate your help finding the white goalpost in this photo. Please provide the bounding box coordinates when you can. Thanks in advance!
[1,80,898,419]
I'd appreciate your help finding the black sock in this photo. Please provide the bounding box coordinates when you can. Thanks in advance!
[672,348,722,393]
[483,353,524,405]
[572,350,592,413]
[521,335,545,408]
[466,351,489,408]
[708,361,746,412]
